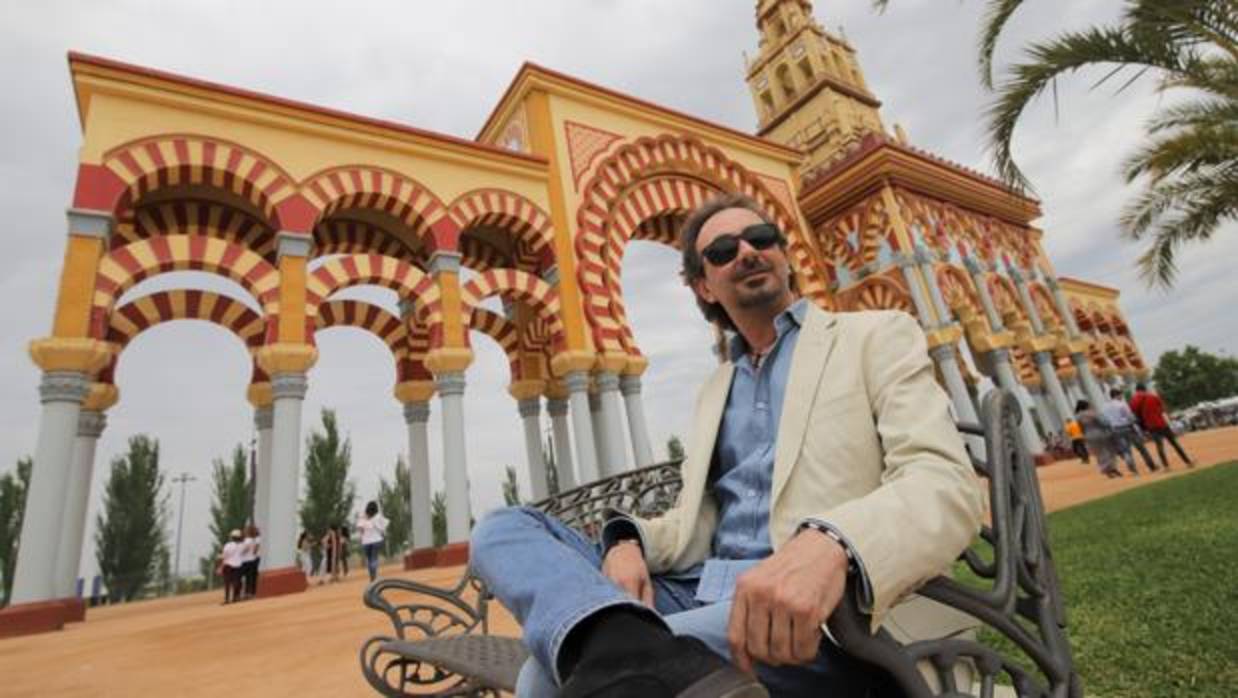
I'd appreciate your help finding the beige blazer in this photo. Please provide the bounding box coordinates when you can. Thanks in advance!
[629,305,985,629]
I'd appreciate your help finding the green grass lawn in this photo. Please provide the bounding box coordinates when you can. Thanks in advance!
[971,461,1238,697]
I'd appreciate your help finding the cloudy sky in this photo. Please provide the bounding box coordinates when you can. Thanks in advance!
[1,1,1234,582]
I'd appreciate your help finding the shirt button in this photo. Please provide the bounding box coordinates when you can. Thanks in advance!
[756,401,767,409]
[748,489,757,498]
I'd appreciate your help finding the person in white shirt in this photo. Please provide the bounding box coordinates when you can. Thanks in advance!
[1101,389,1162,474]
[239,525,261,599]
[356,501,389,582]
[219,529,245,604]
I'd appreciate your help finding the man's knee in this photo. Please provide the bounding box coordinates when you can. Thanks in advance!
[472,505,544,545]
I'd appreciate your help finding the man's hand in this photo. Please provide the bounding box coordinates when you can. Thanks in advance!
[602,540,654,606]
[727,528,848,673]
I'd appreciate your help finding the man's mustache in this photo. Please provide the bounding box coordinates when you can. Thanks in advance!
[731,258,771,281]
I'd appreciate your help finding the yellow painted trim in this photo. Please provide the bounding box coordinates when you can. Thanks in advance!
[622,354,650,377]
[550,350,597,377]
[51,235,105,338]
[436,270,467,349]
[394,380,437,404]
[525,90,589,354]
[508,379,547,401]
[879,184,940,325]
[276,255,308,343]
[425,347,474,374]
[255,343,318,375]
[246,382,273,409]
[924,324,962,350]
[84,382,120,411]
[28,337,112,374]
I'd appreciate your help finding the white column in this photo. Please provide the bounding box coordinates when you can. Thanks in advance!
[436,372,471,542]
[596,372,628,475]
[564,371,600,484]
[587,390,609,475]
[929,344,985,458]
[265,372,307,570]
[403,401,433,549]
[53,409,105,599]
[1035,352,1073,429]
[1029,387,1058,437]
[898,254,936,327]
[546,397,577,490]
[253,406,273,542]
[991,349,1045,453]
[619,375,655,467]
[11,371,90,604]
[1072,353,1107,408]
[919,250,953,323]
[518,397,549,501]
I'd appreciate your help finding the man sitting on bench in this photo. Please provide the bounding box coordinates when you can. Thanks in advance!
[470,195,985,698]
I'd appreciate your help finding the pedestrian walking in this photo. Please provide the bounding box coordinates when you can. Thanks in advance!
[219,529,245,604]
[1130,383,1196,469]
[1076,400,1120,478]
[1064,418,1089,463]
[337,524,351,579]
[297,531,314,578]
[240,525,261,598]
[357,501,389,582]
[319,526,339,584]
[1101,389,1161,474]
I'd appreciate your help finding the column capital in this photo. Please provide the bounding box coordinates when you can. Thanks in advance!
[924,324,963,350]
[517,397,541,419]
[77,409,107,439]
[1008,267,1026,284]
[275,231,313,259]
[28,337,111,374]
[270,372,308,400]
[963,256,985,275]
[563,370,591,393]
[508,379,546,401]
[246,381,273,409]
[551,351,596,377]
[66,208,113,238]
[594,352,627,375]
[254,405,274,430]
[435,371,466,396]
[39,370,90,404]
[927,342,957,362]
[425,347,473,374]
[892,251,916,269]
[546,397,569,417]
[83,382,119,412]
[619,374,643,396]
[256,343,318,375]
[394,379,437,404]
[1044,276,1061,291]
[403,400,431,425]
[428,250,463,275]
[621,354,649,377]
[595,371,621,392]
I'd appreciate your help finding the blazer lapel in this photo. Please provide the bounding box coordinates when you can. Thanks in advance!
[675,361,734,551]
[771,305,839,506]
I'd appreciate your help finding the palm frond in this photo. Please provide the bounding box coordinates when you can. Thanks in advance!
[1145,97,1238,132]
[977,0,1027,89]
[1123,121,1238,182]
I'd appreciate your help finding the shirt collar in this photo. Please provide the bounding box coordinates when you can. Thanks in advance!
[727,298,809,362]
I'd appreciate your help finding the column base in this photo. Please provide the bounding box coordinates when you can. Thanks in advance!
[255,566,308,598]
[0,600,67,639]
[435,542,470,567]
[403,546,439,570]
[58,597,87,623]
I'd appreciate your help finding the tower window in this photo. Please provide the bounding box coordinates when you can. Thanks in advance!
[776,64,795,101]
[798,57,814,84]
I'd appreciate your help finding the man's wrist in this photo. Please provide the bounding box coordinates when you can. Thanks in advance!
[797,521,855,572]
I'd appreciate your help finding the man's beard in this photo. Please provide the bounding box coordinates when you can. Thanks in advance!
[732,260,786,309]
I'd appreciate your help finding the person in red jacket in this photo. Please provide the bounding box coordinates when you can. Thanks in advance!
[1130,383,1195,469]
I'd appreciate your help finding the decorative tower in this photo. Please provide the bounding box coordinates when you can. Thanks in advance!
[745,0,886,175]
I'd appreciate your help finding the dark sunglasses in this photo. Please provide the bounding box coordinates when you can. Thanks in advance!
[699,223,784,267]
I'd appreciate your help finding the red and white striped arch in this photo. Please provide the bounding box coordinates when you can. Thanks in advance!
[302,166,449,251]
[446,188,554,271]
[305,254,438,327]
[460,269,564,352]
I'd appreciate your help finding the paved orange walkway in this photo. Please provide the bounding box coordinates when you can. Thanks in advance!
[1,426,1233,696]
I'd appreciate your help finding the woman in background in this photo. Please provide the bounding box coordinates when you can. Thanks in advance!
[356,501,389,582]
[1075,400,1119,478]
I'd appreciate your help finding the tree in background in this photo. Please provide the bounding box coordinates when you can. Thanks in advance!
[543,435,560,496]
[873,1,1237,286]
[667,435,685,462]
[0,457,32,606]
[299,409,356,545]
[95,435,169,602]
[197,444,251,586]
[1153,345,1238,410]
[377,456,411,555]
[431,490,447,547]
[502,466,522,506]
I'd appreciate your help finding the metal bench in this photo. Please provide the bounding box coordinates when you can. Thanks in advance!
[359,390,1080,696]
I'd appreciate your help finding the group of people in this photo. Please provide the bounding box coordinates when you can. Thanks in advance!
[1070,383,1196,478]
[218,525,260,604]
[296,500,390,586]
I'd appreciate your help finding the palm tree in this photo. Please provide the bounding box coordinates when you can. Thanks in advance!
[874,1,1237,287]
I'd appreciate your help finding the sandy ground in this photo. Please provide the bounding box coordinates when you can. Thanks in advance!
[1,426,1233,697]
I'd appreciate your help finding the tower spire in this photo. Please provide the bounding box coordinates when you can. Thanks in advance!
[745,0,886,175]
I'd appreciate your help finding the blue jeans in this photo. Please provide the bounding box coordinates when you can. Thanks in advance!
[469,506,879,697]
[363,542,382,581]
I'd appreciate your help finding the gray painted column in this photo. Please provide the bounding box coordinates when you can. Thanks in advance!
[1072,353,1107,407]
[587,391,609,475]
[564,371,600,484]
[1046,277,1081,337]
[518,397,549,501]
[928,344,985,458]
[403,401,433,549]
[1029,387,1057,437]
[11,371,90,604]
[546,398,577,490]
[1011,269,1046,335]
[964,258,1004,332]
[918,248,952,323]
[53,409,105,599]
[991,350,1045,453]
[253,406,273,541]
[435,372,471,542]
[596,372,628,476]
[1035,352,1073,429]
[266,372,307,570]
[619,375,655,468]
[897,254,935,327]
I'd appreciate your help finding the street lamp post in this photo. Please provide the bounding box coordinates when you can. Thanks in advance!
[171,472,197,593]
